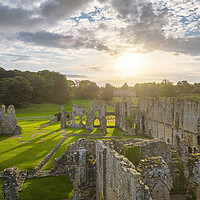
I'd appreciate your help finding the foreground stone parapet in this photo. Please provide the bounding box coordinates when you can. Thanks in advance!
[2,167,27,200]
[0,105,22,135]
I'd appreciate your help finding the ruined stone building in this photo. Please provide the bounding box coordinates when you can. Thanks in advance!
[2,97,200,200]
[0,105,22,135]
[61,98,135,134]
[135,98,200,153]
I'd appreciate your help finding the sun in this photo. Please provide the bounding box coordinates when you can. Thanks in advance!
[115,53,145,75]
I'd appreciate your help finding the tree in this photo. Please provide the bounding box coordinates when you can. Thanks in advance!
[38,70,71,104]
[177,80,193,94]
[0,76,33,107]
[74,80,99,99]
[99,83,114,101]
[158,79,177,97]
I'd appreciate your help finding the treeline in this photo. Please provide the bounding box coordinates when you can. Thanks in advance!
[134,79,200,97]
[0,67,115,107]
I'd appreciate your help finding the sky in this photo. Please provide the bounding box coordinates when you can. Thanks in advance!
[0,0,200,86]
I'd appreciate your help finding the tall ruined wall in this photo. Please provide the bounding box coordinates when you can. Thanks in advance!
[96,140,152,200]
[53,138,97,200]
[86,100,107,133]
[0,105,22,135]
[115,97,135,133]
[136,98,200,151]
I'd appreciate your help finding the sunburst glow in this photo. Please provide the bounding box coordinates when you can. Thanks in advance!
[115,53,145,76]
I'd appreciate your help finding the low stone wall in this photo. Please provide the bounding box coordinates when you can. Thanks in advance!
[34,134,69,172]
[96,140,152,200]
[39,116,58,130]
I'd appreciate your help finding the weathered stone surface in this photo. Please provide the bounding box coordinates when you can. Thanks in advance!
[135,97,200,152]
[96,140,152,200]
[115,97,135,134]
[2,167,27,200]
[54,138,97,200]
[138,157,173,200]
[0,105,22,135]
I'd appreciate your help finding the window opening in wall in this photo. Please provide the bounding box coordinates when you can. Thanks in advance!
[94,117,100,127]
[106,115,115,127]
[188,146,192,153]
[82,115,87,125]
[95,111,99,117]
[75,116,80,125]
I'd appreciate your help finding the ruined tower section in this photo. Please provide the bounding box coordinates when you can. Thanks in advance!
[71,105,87,128]
[86,100,107,133]
[136,98,200,152]
[115,97,135,133]
[0,105,22,135]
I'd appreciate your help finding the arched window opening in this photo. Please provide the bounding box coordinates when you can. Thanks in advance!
[94,117,100,127]
[106,115,116,127]
[95,111,100,117]
[75,116,80,125]
[82,115,87,125]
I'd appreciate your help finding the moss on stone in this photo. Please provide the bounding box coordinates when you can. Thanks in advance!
[124,146,143,167]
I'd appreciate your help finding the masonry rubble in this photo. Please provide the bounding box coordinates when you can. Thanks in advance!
[0,105,22,135]
[2,167,27,200]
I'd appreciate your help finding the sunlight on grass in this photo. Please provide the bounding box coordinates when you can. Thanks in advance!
[0,120,64,171]
[42,136,84,170]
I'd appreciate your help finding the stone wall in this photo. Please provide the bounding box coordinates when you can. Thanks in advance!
[86,100,107,133]
[0,105,22,135]
[115,97,135,134]
[138,157,172,200]
[53,138,97,200]
[136,98,200,152]
[2,167,27,200]
[96,140,152,200]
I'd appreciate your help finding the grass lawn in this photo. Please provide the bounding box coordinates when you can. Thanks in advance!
[0,134,12,142]
[0,178,3,199]
[0,120,64,171]
[42,136,83,170]
[20,175,73,200]
[15,99,114,118]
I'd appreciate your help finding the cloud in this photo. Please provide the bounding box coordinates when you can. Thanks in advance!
[0,53,31,62]
[17,31,109,51]
[65,74,87,78]
[0,3,44,33]
[40,0,92,24]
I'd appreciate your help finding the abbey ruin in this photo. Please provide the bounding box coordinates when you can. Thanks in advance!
[0,105,22,136]
[2,97,200,200]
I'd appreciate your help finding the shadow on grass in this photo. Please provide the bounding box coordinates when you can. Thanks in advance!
[0,129,63,171]
[20,176,74,200]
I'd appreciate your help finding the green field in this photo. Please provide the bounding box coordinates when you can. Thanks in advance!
[20,175,74,200]
[15,99,114,118]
